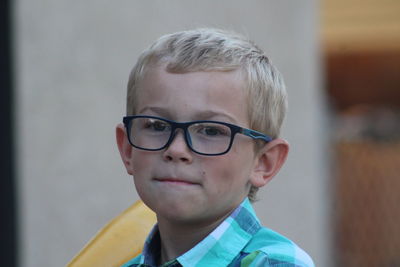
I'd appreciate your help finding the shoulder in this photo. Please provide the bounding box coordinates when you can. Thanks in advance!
[239,227,315,267]
[120,254,142,267]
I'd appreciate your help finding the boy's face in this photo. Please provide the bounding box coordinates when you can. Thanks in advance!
[119,66,264,226]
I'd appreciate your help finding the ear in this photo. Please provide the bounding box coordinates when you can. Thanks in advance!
[116,123,134,175]
[250,138,289,188]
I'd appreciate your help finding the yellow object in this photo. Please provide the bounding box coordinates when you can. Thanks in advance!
[67,200,156,267]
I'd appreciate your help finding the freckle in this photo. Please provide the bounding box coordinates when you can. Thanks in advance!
[202,171,206,177]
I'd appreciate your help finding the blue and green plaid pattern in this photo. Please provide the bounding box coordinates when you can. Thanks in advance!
[121,198,314,267]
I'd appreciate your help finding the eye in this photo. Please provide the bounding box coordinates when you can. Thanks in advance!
[193,123,230,137]
[144,119,169,132]
[203,127,221,136]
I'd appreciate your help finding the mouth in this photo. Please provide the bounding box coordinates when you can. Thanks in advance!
[154,177,199,186]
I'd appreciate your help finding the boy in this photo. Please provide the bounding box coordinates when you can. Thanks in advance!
[116,28,314,266]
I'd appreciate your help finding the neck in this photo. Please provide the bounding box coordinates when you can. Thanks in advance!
[156,214,229,264]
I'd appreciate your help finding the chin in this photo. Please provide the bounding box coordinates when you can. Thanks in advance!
[156,200,205,221]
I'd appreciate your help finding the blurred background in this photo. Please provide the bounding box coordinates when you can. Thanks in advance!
[1,0,399,266]
[322,0,400,266]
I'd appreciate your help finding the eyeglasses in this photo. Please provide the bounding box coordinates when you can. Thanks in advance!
[122,115,272,156]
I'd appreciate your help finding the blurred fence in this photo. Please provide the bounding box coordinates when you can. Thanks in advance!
[333,107,400,267]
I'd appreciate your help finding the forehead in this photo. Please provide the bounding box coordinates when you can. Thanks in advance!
[136,65,250,124]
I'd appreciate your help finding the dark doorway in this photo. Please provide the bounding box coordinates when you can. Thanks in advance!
[1,0,18,266]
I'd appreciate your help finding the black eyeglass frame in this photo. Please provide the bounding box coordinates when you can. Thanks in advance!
[123,115,272,156]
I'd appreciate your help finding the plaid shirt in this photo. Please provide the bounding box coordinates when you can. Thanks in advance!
[121,198,314,267]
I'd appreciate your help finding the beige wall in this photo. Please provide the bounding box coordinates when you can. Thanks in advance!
[14,1,330,266]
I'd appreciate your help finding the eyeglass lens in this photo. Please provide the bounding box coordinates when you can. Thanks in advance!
[128,117,232,154]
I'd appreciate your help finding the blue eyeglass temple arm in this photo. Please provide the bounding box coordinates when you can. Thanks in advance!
[240,128,272,142]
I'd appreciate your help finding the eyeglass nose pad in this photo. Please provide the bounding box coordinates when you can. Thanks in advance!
[185,130,193,147]
[167,128,186,146]
[168,130,177,146]
[167,128,192,150]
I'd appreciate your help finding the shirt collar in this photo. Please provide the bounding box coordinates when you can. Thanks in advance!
[140,198,262,267]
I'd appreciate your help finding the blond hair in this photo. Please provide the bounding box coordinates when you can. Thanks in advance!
[126,28,287,202]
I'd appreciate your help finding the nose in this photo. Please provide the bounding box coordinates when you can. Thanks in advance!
[162,130,193,163]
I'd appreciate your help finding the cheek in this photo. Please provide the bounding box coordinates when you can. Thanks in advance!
[223,147,255,183]
[131,151,155,176]
[204,153,248,186]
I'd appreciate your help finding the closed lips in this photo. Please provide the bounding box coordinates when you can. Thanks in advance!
[155,177,199,185]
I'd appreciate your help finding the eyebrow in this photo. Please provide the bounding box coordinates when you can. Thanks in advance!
[137,106,239,124]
